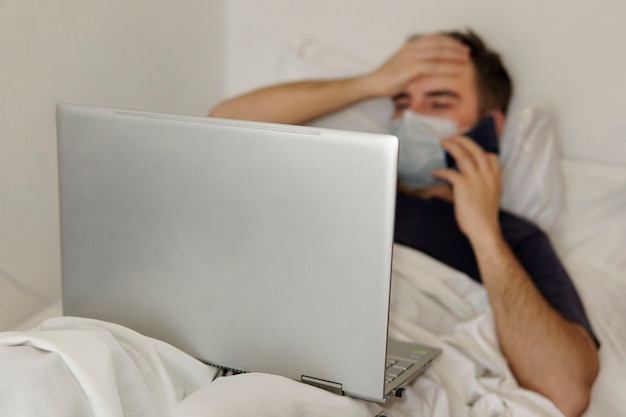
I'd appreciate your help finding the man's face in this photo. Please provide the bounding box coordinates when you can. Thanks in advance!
[392,56,480,130]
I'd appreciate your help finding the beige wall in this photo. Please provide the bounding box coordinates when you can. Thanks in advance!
[0,0,224,329]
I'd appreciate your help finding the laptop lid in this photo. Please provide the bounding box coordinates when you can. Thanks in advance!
[57,103,399,401]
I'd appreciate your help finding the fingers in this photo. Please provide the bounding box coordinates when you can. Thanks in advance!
[431,164,462,186]
[419,60,469,78]
[441,135,499,176]
[404,35,470,78]
[432,134,502,240]
[372,35,470,97]
[432,135,501,192]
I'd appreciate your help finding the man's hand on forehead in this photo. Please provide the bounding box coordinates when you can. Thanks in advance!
[366,33,470,99]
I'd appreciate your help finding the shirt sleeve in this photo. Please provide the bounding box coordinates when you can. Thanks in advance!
[511,230,600,348]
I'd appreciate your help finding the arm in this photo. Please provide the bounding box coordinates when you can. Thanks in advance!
[433,136,599,417]
[209,35,470,124]
[209,77,379,125]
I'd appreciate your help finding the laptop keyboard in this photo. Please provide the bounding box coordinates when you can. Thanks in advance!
[385,358,415,384]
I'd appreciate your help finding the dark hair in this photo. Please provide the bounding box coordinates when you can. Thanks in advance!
[410,29,513,116]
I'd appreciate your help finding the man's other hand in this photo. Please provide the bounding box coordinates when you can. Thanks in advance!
[432,135,502,242]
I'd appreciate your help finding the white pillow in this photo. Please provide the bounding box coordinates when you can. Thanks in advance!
[276,38,565,234]
[499,99,565,234]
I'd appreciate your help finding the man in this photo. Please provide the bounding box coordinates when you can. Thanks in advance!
[210,30,599,417]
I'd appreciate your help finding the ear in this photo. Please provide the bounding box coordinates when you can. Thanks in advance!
[489,109,506,138]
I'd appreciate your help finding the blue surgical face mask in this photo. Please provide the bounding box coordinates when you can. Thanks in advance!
[390,111,458,189]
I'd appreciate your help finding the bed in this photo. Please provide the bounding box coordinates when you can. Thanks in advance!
[1,154,624,417]
[2,35,626,417]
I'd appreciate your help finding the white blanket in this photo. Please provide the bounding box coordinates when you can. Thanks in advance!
[380,245,563,417]
[0,245,565,417]
[0,318,375,417]
[0,317,218,417]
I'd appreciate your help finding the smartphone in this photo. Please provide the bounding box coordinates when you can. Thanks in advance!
[445,115,499,170]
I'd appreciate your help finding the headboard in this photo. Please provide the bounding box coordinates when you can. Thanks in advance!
[223,0,626,165]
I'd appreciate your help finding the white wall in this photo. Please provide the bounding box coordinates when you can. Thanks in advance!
[224,0,626,165]
[0,0,224,329]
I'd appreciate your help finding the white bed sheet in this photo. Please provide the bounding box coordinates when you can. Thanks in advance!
[2,158,625,417]
[553,159,626,417]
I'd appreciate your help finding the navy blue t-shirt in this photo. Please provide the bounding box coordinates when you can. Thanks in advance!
[394,192,599,346]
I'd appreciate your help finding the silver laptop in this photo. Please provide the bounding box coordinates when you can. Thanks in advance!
[57,103,440,402]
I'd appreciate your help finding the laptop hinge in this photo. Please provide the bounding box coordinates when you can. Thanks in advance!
[301,375,344,396]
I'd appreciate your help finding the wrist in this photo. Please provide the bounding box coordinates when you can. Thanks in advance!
[357,72,391,99]
[465,223,505,252]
